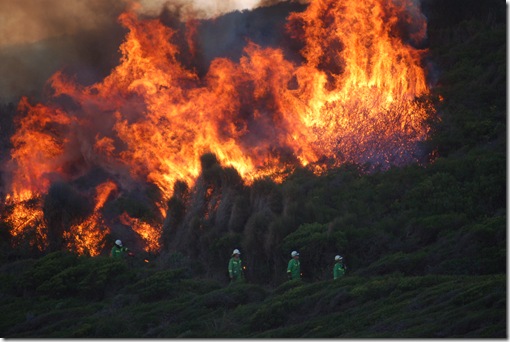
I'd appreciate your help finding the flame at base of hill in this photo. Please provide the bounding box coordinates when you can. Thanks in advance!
[2,0,436,256]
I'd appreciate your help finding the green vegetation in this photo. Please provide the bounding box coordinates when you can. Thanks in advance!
[0,0,506,338]
[0,254,504,337]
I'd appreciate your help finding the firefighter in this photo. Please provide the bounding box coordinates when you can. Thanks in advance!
[110,240,133,258]
[333,255,346,279]
[287,250,301,280]
[228,249,244,282]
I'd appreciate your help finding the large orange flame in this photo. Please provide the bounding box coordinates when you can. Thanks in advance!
[3,0,434,255]
[6,98,74,202]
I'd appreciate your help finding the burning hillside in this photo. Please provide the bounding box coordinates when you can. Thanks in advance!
[1,0,435,256]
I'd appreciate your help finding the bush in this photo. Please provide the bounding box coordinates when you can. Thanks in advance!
[20,251,79,293]
[198,283,267,309]
[282,222,341,280]
[361,251,429,276]
[35,256,133,299]
[249,299,289,331]
[43,182,92,252]
[404,213,469,250]
[126,269,188,302]
[78,257,134,299]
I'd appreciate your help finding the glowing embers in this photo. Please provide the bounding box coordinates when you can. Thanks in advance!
[4,196,47,251]
[64,181,118,256]
[285,0,431,167]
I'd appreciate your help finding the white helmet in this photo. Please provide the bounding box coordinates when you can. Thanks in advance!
[232,249,241,255]
[291,251,299,257]
[335,255,343,261]
[115,240,122,247]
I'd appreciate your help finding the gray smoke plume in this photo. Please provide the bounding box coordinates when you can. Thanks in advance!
[0,0,297,102]
[0,0,131,102]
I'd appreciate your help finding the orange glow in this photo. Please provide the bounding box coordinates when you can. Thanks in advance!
[5,196,47,251]
[63,212,105,256]
[64,180,117,256]
[7,98,73,201]
[119,212,161,253]
[3,0,434,255]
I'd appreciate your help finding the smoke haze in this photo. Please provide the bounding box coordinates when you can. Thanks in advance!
[0,0,128,101]
[0,0,297,102]
[0,0,289,47]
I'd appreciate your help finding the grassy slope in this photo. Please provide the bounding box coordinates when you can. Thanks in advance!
[0,255,505,338]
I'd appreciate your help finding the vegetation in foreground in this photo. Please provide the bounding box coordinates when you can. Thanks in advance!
[0,252,505,338]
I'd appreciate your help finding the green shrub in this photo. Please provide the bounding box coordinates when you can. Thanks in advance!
[361,251,428,276]
[350,277,400,300]
[78,257,133,299]
[405,213,469,249]
[273,279,305,295]
[20,251,79,293]
[43,182,93,252]
[126,269,187,302]
[178,278,222,295]
[198,283,267,309]
[34,256,133,299]
[249,299,289,331]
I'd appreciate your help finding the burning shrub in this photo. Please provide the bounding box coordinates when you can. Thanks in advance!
[161,182,188,251]
[2,0,437,255]
[43,182,92,252]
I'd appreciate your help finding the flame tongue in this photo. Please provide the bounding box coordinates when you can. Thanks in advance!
[63,180,117,257]
[287,0,430,166]
[119,212,161,253]
[3,0,434,255]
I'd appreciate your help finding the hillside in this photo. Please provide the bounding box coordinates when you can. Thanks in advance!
[0,0,506,338]
[0,252,505,337]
